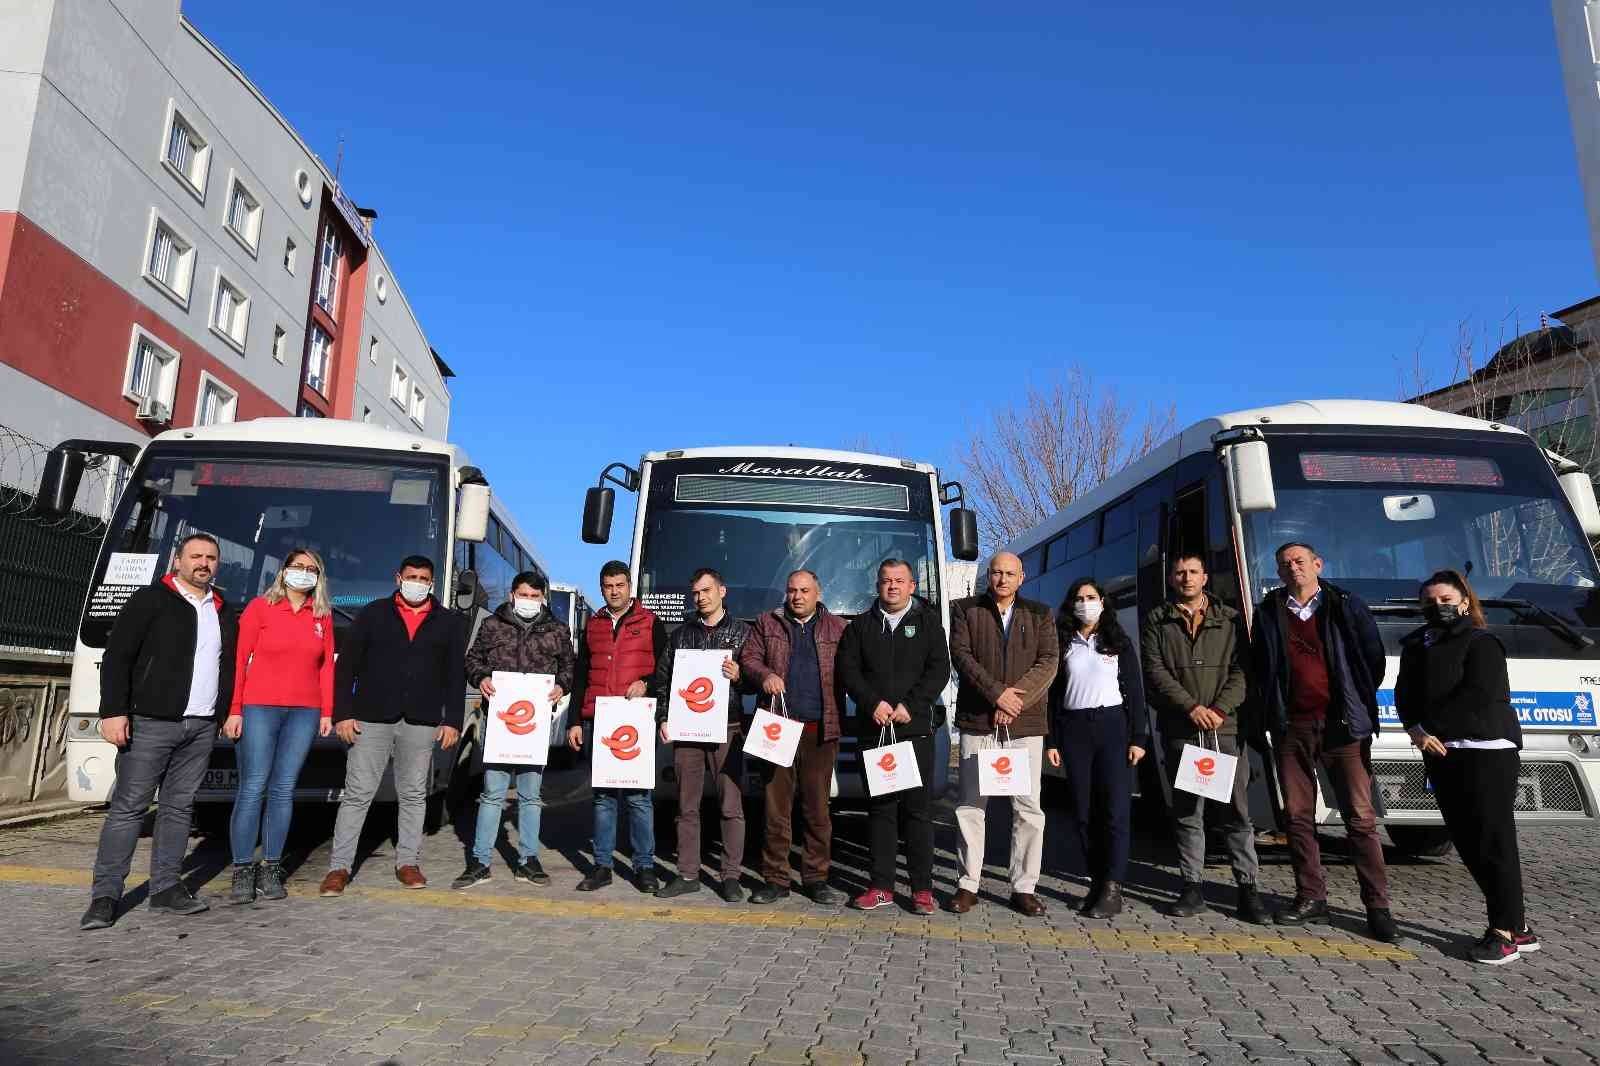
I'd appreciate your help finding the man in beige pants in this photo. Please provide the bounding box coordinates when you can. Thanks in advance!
[947,553,1059,916]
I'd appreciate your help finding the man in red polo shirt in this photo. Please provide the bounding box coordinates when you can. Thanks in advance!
[1249,542,1396,942]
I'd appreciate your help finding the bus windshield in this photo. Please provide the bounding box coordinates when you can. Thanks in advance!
[80,448,449,647]
[637,458,941,622]
[1241,432,1599,621]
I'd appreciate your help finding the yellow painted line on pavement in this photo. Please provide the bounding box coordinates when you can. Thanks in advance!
[0,862,1414,961]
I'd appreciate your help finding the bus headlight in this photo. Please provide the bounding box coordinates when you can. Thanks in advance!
[1569,734,1589,753]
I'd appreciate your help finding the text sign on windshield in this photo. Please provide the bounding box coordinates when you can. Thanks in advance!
[1300,452,1503,488]
[193,462,394,493]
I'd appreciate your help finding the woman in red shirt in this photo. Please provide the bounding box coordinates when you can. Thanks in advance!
[225,548,335,904]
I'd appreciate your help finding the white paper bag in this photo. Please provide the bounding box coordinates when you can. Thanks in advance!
[592,697,657,790]
[744,694,804,768]
[483,671,554,766]
[1172,734,1239,802]
[977,734,1032,797]
[863,726,922,797]
[666,648,732,742]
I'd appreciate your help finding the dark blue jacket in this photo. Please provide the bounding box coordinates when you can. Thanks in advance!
[1248,581,1384,742]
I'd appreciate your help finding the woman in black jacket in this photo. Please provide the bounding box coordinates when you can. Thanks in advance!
[1045,577,1148,918]
[1394,569,1536,965]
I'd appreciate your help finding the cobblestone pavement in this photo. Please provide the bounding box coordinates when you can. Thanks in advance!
[1,785,1597,1066]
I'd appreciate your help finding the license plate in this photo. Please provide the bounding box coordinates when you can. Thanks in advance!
[201,769,239,790]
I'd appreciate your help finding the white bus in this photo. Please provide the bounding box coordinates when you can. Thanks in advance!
[1003,399,1600,856]
[579,446,980,798]
[34,417,502,818]
[547,582,594,651]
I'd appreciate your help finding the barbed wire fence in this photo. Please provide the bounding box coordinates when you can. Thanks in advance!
[0,421,120,653]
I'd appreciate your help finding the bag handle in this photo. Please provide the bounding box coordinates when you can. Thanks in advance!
[773,690,790,720]
[877,722,898,747]
[1205,728,1220,752]
[988,724,1013,748]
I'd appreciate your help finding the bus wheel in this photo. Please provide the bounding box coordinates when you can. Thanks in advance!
[1386,825,1453,859]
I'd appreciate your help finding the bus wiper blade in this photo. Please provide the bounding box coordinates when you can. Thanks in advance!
[1481,598,1595,650]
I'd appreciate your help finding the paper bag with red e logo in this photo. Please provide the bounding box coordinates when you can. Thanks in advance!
[666,649,732,742]
[1173,731,1238,802]
[592,697,657,789]
[863,725,921,797]
[744,692,803,768]
[977,730,1032,797]
[484,671,554,766]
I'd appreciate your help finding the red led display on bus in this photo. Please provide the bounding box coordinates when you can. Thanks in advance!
[1299,452,1503,487]
[192,462,395,493]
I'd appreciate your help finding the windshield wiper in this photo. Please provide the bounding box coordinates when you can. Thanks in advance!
[1374,599,1425,616]
[1480,598,1595,650]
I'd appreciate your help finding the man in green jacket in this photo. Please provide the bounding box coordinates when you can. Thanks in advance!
[1141,552,1266,923]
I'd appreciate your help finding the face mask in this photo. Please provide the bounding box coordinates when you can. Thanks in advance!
[1424,602,1461,626]
[284,570,319,592]
[1073,601,1103,625]
[513,599,543,620]
[399,579,432,605]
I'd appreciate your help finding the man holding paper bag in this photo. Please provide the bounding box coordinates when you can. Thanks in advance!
[838,559,951,915]
[653,568,752,902]
[740,570,849,907]
[948,552,1059,918]
[454,572,574,891]
[1140,552,1266,924]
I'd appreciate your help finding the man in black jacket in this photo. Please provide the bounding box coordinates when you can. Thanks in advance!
[320,555,466,896]
[82,533,238,930]
[1248,542,1396,942]
[651,568,752,902]
[837,558,951,915]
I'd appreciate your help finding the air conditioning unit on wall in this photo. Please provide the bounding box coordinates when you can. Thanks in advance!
[135,396,171,424]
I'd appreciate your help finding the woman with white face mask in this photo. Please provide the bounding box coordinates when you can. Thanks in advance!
[456,572,576,890]
[1044,577,1149,919]
[225,548,336,905]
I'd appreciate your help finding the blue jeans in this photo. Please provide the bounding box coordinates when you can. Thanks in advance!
[593,788,654,870]
[474,765,544,866]
[230,706,321,864]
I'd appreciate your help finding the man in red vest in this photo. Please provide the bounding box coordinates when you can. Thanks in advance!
[1248,542,1395,943]
[567,560,666,892]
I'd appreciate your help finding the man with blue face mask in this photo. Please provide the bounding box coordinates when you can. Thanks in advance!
[455,572,574,890]
[321,555,466,897]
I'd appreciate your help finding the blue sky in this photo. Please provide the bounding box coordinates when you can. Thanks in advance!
[188,0,1597,591]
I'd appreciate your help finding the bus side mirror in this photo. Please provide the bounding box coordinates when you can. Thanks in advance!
[456,481,490,542]
[583,486,614,544]
[1228,440,1276,513]
[455,569,485,612]
[949,506,979,561]
[1560,471,1600,537]
[34,447,85,520]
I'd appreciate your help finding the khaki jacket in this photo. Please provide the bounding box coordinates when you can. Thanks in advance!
[1140,598,1248,739]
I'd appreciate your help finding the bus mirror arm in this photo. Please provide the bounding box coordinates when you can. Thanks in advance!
[583,463,639,545]
[938,482,980,562]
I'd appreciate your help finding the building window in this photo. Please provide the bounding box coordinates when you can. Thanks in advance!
[315,224,341,316]
[390,361,409,408]
[284,236,297,274]
[195,372,238,426]
[223,175,262,254]
[272,325,287,363]
[210,274,250,352]
[123,327,180,419]
[162,106,210,199]
[369,336,379,365]
[297,399,325,418]
[305,324,332,396]
[143,213,196,306]
[410,386,427,428]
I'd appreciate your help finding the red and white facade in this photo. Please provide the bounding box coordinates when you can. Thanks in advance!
[0,0,452,470]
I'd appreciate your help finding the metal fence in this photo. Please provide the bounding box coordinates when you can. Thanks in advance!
[0,424,117,653]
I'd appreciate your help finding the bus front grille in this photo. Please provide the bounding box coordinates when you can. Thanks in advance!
[1370,759,1591,816]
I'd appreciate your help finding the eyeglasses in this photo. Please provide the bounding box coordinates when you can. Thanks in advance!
[286,564,320,575]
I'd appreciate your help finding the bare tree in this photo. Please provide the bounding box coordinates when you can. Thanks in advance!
[957,368,1175,550]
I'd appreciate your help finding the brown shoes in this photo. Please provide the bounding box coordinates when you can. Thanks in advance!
[319,869,350,897]
[945,889,979,914]
[1011,892,1046,917]
[396,865,427,889]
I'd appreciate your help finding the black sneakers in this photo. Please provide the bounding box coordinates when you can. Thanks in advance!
[229,863,259,905]
[636,868,660,893]
[1236,885,1269,925]
[1367,908,1400,943]
[80,897,117,931]
[719,879,745,903]
[750,883,790,905]
[655,875,701,898]
[256,861,288,901]
[1168,882,1207,917]
[803,882,846,906]
[512,858,551,886]
[1469,929,1520,966]
[1274,897,1331,926]
[1513,926,1541,954]
[452,863,492,890]
[577,867,613,892]
[148,884,209,916]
